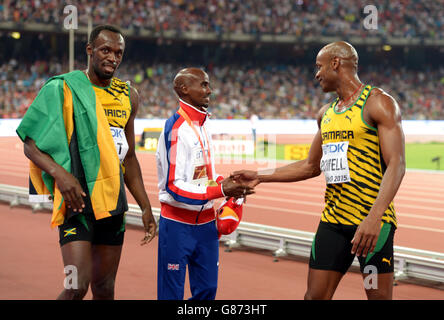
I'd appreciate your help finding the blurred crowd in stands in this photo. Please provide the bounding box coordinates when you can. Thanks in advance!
[1,0,443,119]
[1,58,443,120]
[1,0,444,39]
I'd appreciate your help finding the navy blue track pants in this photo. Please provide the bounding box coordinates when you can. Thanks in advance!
[157,216,219,300]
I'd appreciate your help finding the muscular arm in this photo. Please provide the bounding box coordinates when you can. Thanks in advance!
[124,86,150,210]
[236,104,329,186]
[365,89,406,220]
[258,130,322,183]
[351,88,406,257]
[124,85,157,243]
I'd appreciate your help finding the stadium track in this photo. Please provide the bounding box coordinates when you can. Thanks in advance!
[0,137,442,299]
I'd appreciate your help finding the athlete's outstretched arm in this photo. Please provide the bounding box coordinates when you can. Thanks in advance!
[231,104,329,187]
[231,131,322,188]
[351,89,406,257]
[124,85,157,245]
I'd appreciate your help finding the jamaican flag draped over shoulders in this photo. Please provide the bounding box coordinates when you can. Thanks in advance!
[16,70,128,228]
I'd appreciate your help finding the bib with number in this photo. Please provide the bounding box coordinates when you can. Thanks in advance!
[320,141,351,184]
[110,127,129,163]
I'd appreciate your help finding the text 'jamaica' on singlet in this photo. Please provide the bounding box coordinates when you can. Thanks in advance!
[92,77,132,163]
[319,85,397,228]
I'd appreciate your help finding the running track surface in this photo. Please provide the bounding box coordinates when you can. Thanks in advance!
[0,137,443,299]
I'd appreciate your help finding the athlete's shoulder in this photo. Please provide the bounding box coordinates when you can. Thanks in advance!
[163,111,183,135]
[367,86,402,122]
[111,76,127,88]
[43,77,65,88]
[110,77,130,96]
[368,87,397,104]
[37,76,65,97]
[319,101,332,114]
[128,82,139,100]
[367,87,399,109]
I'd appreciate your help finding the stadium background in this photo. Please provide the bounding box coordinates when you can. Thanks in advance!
[0,0,443,300]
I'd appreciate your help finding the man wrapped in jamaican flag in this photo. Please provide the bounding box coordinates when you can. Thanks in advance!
[16,25,157,300]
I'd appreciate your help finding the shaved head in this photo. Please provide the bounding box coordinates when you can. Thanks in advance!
[315,41,362,93]
[174,68,206,98]
[318,41,359,71]
[173,67,212,110]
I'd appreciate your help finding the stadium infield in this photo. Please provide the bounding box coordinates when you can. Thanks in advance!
[0,136,443,299]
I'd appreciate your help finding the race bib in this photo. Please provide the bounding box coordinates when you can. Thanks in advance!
[110,127,129,163]
[320,141,351,184]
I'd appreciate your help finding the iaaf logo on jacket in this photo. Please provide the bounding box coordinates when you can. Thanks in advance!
[168,263,180,271]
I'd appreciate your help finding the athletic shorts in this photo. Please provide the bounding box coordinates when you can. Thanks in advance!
[309,221,395,274]
[58,213,126,247]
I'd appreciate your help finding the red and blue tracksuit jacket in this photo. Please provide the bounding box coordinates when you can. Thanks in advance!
[155,99,224,300]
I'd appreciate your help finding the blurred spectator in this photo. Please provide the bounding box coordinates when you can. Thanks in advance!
[1,1,443,119]
[1,59,442,120]
[1,0,444,39]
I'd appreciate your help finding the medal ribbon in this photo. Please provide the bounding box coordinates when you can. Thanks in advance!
[178,107,213,180]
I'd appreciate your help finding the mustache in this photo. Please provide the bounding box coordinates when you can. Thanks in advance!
[103,62,117,67]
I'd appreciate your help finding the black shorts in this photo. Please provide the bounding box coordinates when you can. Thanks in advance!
[58,213,126,247]
[309,221,395,274]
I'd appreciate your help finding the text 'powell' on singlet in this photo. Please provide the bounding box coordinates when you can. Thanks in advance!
[319,84,397,228]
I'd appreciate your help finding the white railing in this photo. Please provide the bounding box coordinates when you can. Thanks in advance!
[1,183,443,285]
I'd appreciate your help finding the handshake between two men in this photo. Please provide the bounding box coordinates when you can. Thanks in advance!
[219,170,260,201]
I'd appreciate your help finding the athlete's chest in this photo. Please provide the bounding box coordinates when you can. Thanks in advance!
[93,85,131,128]
[179,124,211,163]
[321,106,363,144]
[92,82,132,163]
[179,123,213,183]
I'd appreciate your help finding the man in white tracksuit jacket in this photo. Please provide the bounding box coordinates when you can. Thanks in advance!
[155,68,253,300]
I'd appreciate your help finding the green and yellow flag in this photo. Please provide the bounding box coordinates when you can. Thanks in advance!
[17,70,125,228]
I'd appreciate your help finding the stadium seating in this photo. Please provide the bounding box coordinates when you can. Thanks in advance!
[1,59,443,119]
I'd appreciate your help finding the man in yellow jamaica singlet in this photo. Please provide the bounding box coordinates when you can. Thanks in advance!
[17,25,157,299]
[231,41,406,300]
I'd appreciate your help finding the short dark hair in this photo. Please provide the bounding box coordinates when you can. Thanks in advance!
[88,25,123,45]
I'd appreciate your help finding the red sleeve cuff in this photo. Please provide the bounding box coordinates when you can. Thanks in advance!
[207,184,224,200]
[216,175,224,184]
